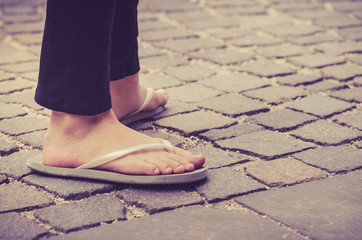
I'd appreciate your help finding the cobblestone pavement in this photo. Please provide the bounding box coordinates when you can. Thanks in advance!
[1,0,362,239]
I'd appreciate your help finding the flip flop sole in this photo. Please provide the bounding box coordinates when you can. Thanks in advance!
[120,106,165,125]
[27,158,208,185]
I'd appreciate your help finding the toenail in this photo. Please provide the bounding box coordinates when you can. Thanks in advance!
[153,168,160,175]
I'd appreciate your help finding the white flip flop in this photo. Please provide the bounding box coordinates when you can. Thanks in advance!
[120,88,165,125]
[26,139,207,185]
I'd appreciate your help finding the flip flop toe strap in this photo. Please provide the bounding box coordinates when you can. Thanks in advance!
[76,138,174,170]
[122,87,153,120]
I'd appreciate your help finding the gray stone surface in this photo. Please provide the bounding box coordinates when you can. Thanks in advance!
[200,72,270,93]
[0,150,40,179]
[195,167,265,202]
[48,205,305,240]
[293,145,362,173]
[22,174,117,200]
[141,129,183,147]
[233,59,296,77]
[163,65,216,82]
[0,212,48,240]
[0,139,18,156]
[0,102,27,119]
[116,188,203,214]
[276,73,322,86]
[347,54,362,65]
[166,84,222,103]
[261,24,323,37]
[0,42,38,64]
[247,108,318,131]
[330,87,362,103]
[0,182,53,213]
[305,80,346,93]
[140,54,186,69]
[190,147,250,169]
[153,37,224,53]
[287,95,355,118]
[190,48,254,65]
[288,54,345,68]
[257,44,306,58]
[155,111,236,136]
[0,89,44,110]
[354,76,362,86]
[228,34,285,47]
[321,64,362,80]
[200,123,264,141]
[287,33,342,45]
[34,195,126,233]
[243,86,306,104]
[333,112,362,130]
[0,115,48,135]
[151,100,198,120]
[0,78,34,94]
[244,158,328,187]
[197,94,269,116]
[316,41,362,56]
[236,170,362,240]
[291,120,362,146]
[16,129,45,148]
[216,130,313,160]
[140,73,181,89]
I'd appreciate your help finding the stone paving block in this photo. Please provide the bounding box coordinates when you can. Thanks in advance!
[236,170,362,240]
[22,173,117,200]
[257,44,307,58]
[199,123,264,142]
[276,73,322,86]
[152,38,224,53]
[294,145,362,173]
[330,87,362,103]
[140,55,186,69]
[261,24,323,37]
[13,32,43,45]
[0,42,38,64]
[140,73,181,89]
[332,112,362,130]
[316,42,362,55]
[288,9,345,20]
[247,108,318,131]
[163,65,216,82]
[139,48,166,59]
[0,139,18,156]
[16,129,45,148]
[4,22,44,34]
[0,115,48,136]
[167,10,212,22]
[288,54,345,68]
[332,1,362,12]
[148,1,202,12]
[151,100,198,120]
[287,33,342,45]
[166,84,222,103]
[0,89,44,110]
[197,94,269,116]
[356,141,362,149]
[0,60,39,73]
[233,59,296,77]
[140,28,197,42]
[243,86,305,104]
[138,20,173,32]
[215,130,313,160]
[27,44,42,56]
[128,121,153,131]
[47,205,305,240]
[2,13,43,24]
[347,54,362,65]
[116,188,203,214]
[20,70,39,81]
[244,158,328,187]
[321,64,362,80]
[227,34,285,47]
[304,80,346,93]
[315,16,362,28]
[287,95,354,118]
[195,167,265,202]
[0,72,15,81]
[339,26,362,40]
[0,150,41,179]
[0,182,53,213]
[215,5,267,16]
[190,147,250,169]
[0,102,27,119]
[238,14,293,29]
[200,72,270,93]
[354,76,362,86]
[0,212,48,240]
[183,18,238,30]
[291,120,362,146]
[0,78,34,94]
[141,129,183,147]
[155,111,236,136]
[34,195,126,233]
[208,28,253,40]
[272,2,323,12]
[189,48,254,65]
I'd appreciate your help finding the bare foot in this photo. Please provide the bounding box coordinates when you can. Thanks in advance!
[42,110,205,175]
[110,73,168,120]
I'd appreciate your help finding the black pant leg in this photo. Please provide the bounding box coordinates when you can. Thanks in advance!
[35,0,117,115]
